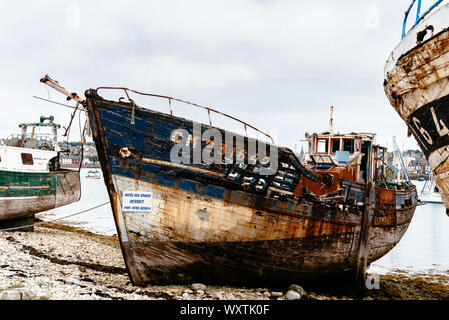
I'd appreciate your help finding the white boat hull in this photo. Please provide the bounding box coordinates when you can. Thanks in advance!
[384,1,449,210]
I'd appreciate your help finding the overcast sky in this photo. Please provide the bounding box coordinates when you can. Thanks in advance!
[0,0,428,152]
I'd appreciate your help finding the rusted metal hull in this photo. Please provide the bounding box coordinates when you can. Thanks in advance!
[86,96,417,286]
[384,2,449,209]
[0,170,81,223]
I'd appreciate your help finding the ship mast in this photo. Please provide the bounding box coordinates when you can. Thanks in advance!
[393,136,411,183]
[329,106,334,135]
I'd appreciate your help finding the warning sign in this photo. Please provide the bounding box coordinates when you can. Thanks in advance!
[122,191,153,212]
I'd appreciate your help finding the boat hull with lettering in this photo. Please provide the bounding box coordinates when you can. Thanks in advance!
[384,0,449,210]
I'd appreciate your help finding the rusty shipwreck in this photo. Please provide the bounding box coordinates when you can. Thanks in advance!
[41,75,418,287]
[384,0,449,212]
[0,116,81,229]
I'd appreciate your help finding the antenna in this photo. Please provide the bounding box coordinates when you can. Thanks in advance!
[329,106,334,135]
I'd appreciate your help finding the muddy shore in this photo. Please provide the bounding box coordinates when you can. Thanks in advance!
[0,223,448,301]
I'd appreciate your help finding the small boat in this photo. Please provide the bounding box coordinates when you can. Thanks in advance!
[418,172,443,203]
[42,76,418,288]
[86,170,101,179]
[384,0,449,211]
[0,116,81,229]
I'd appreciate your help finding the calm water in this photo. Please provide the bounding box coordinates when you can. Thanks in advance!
[38,174,449,274]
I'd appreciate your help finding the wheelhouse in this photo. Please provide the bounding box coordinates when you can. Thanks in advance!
[305,132,387,185]
[0,116,62,173]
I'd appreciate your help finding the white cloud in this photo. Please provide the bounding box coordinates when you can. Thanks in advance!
[0,0,419,151]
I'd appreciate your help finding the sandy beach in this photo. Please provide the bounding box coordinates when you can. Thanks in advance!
[1,223,448,301]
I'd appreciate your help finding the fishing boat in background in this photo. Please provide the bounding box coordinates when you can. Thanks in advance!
[418,171,443,203]
[384,0,449,212]
[0,116,81,229]
[391,136,413,184]
[86,169,101,179]
[42,75,418,288]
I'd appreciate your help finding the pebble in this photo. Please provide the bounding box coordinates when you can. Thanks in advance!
[285,290,301,300]
[182,292,190,299]
[237,293,246,299]
[191,283,206,291]
[226,293,237,300]
[271,292,283,297]
[288,284,307,296]
[211,291,223,299]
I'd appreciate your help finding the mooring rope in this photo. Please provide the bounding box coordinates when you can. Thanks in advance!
[0,202,110,232]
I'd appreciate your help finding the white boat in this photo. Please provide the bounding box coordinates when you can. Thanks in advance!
[384,0,449,212]
[85,169,101,179]
[418,173,443,203]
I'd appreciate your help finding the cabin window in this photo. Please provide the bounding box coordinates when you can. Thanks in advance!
[343,139,354,153]
[331,139,340,153]
[21,153,34,165]
[317,139,328,153]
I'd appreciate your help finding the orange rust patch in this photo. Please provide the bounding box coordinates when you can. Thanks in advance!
[294,164,358,197]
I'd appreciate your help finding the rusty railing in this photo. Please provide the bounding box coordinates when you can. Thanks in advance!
[96,86,275,145]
